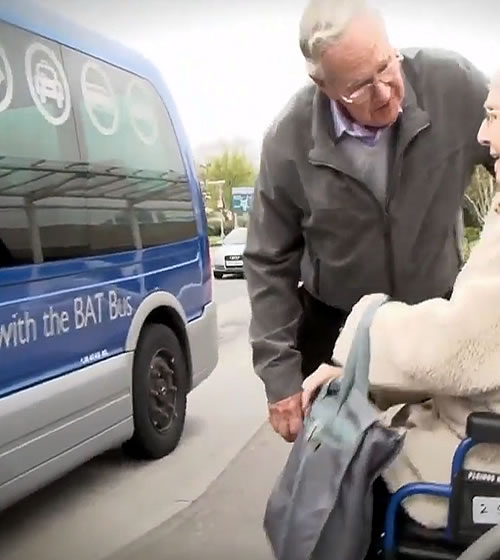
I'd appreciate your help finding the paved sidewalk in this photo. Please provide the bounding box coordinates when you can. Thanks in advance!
[109,422,290,560]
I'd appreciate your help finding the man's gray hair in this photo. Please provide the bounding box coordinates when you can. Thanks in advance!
[299,0,379,80]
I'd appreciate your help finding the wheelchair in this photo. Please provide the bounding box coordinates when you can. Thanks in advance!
[382,411,500,559]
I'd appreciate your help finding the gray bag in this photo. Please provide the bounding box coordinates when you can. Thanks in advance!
[263,296,405,560]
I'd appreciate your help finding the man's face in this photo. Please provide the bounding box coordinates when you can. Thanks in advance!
[315,13,404,128]
[477,79,500,182]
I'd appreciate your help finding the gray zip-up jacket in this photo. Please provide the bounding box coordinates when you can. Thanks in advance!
[243,48,493,404]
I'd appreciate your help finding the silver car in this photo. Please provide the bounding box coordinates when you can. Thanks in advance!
[212,227,247,279]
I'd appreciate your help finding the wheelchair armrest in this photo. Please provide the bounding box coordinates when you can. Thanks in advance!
[466,412,500,444]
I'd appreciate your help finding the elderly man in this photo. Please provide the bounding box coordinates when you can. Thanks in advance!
[243,0,494,443]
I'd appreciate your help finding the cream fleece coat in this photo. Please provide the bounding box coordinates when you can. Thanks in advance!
[332,191,500,529]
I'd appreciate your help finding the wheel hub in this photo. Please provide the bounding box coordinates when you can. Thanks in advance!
[148,350,178,433]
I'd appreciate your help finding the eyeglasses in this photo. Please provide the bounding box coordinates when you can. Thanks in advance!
[484,108,500,125]
[340,52,404,105]
[478,108,499,148]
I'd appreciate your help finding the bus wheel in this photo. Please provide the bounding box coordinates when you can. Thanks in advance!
[126,323,188,460]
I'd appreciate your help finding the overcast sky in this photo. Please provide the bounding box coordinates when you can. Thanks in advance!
[37,0,499,158]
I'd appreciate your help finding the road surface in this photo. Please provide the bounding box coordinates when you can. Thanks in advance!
[110,422,289,560]
[0,278,284,560]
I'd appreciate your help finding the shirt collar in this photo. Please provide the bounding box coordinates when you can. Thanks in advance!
[330,100,400,147]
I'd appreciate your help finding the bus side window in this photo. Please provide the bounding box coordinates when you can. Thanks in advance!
[0,18,200,271]
[62,46,198,252]
[0,21,81,269]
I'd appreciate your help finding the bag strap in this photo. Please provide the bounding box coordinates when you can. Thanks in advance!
[335,295,390,404]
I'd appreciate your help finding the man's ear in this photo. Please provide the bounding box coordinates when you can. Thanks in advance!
[309,74,325,89]
[309,74,334,100]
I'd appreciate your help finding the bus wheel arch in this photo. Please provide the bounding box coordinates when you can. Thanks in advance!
[125,292,193,388]
[142,305,193,389]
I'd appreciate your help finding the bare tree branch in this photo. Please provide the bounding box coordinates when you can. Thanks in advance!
[465,166,496,226]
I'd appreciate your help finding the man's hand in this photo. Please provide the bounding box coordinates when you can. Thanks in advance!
[268,392,304,443]
[301,364,343,414]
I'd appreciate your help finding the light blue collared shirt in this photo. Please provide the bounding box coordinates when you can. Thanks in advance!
[330,100,394,147]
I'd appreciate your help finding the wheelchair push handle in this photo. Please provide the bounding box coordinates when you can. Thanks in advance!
[466,412,500,445]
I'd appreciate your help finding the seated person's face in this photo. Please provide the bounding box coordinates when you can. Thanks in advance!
[478,76,500,182]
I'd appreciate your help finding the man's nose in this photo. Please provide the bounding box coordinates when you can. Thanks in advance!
[373,81,391,105]
[477,119,489,146]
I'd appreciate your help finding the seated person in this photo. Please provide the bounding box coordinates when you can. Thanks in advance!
[302,68,500,531]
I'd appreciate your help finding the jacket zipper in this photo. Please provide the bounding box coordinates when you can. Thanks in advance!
[383,197,395,296]
[311,120,430,300]
[310,158,388,289]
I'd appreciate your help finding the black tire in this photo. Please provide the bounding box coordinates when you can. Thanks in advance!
[125,323,188,460]
[213,271,224,279]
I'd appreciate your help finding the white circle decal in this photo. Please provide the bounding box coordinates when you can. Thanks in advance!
[0,46,13,113]
[126,79,158,146]
[81,61,119,136]
[25,42,71,126]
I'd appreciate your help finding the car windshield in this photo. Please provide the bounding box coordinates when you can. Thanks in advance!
[223,228,247,245]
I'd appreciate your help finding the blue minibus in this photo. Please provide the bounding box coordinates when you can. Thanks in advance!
[0,2,218,510]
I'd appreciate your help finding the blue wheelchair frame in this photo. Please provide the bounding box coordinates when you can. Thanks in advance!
[384,438,475,553]
[383,411,500,557]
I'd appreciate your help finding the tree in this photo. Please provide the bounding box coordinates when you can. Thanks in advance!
[199,150,256,215]
[464,165,496,227]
